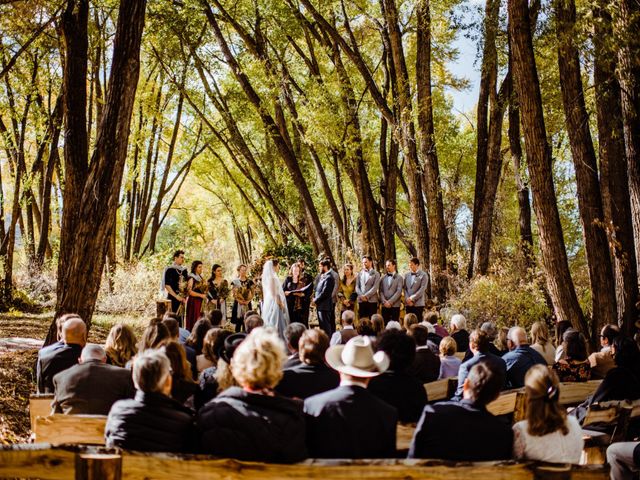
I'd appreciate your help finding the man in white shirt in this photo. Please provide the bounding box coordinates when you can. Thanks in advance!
[379,259,403,324]
[330,310,357,346]
[355,255,381,318]
[403,257,429,320]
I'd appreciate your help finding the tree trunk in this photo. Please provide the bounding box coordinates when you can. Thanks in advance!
[593,0,639,334]
[508,0,589,337]
[416,0,449,301]
[555,0,617,338]
[46,0,147,345]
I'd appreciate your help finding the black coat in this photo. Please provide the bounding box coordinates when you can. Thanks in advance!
[198,386,307,462]
[276,362,340,399]
[52,360,134,415]
[574,366,640,423]
[408,348,441,384]
[105,390,195,452]
[408,399,513,461]
[368,370,428,423]
[451,330,470,352]
[313,272,335,311]
[304,385,398,458]
[36,342,83,394]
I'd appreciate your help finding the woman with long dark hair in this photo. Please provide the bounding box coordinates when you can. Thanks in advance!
[186,261,207,331]
[207,264,229,323]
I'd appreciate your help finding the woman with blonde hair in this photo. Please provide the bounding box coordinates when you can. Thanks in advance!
[197,328,307,462]
[105,324,137,367]
[513,365,583,462]
[530,321,556,365]
[338,263,357,314]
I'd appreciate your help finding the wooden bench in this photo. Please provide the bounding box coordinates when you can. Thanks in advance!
[29,393,54,431]
[558,380,602,406]
[0,444,610,480]
[33,415,107,445]
[424,377,457,402]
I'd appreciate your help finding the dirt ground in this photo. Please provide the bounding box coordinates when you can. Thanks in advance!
[0,312,142,444]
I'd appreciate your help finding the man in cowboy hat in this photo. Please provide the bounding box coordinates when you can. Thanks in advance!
[303,335,398,458]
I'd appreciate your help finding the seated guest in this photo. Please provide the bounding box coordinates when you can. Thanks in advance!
[52,344,134,415]
[105,349,195,452]
[53,314,81,345]
[185,318,212,356]
[574,337,640,423]
[198,328,307,462]
[450,314,470,352]
[513,365,583,463]
[371,314,385,336]
[407,324,440,383]
[276,329,339,399]
[369,330,428,422]
[105,323,137,367]
[37,317,87,393]
[408,362,512,460]
[453,329,506,400]
[552,329,591,382]
[422,311,443,348]
[206,309,224,327]
[403,313,419,331]
[244,314,264,334]
[330,310,357,346]
[496,326,510,355]
[431,312,449,339]
[357,318,375,337]
[438,336,461,379]
[502,326,546,388]
[607,441,640,480]
[195,330,238,410]
[197,328,219,373]
[462,321,502,362]
[588,324,619,379]
[138,322,171,352]
[283,322,307,368]
[385,320,403,331]
[530,321,556,365]
[162,311,189,343]
[304,335,397,458]
[163,341,198,404]
[163,317,197,379]
[554,320,573,362]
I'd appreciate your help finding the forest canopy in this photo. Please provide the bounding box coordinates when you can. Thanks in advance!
[1,0,639,345]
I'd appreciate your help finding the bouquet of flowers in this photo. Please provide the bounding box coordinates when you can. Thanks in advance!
[217,279,230,301]
[176,273,188,316]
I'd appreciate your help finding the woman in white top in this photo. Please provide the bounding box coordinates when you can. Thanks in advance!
[530,321,556,365]
[513,365,584,463]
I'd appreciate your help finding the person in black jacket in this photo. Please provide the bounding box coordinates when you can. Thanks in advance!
[37,317,86,393]
[369,330,428,422]
[304,335,397,458]
[105,349,195,452]
[573,336,640,424]
[409,362,512,461]
[276,328,339,399]
[407,324,441,383]
[53,344,134,415]
[313,259,336,337]
[198,327,307,463]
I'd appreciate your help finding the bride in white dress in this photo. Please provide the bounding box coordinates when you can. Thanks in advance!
[261,259,290,338]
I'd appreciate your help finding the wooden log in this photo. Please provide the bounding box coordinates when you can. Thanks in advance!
[30,394,55,430]
[0,444,76,480]
[119,453,609,480]
[396,423,416,451]
[558,381,602,406]
[34,415,107,445]
[76,453,122,480]
[156,300,171,317]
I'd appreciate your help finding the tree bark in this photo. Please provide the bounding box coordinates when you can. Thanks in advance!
[46,0,147,345]
[593,0,639,334]
[508,0,588,337]
[555,0,617,338]
[416,0,449,300]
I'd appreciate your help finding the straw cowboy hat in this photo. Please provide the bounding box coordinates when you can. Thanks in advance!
[325,335,390,378]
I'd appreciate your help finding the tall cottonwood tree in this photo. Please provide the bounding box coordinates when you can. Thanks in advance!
[45,0,147,343]
[508,0,589,338]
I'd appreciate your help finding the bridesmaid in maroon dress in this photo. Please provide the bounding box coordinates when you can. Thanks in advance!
[186,261,207,331]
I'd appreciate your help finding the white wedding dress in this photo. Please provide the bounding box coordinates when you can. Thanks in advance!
[261,260,290,338]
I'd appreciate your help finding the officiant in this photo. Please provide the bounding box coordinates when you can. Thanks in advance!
[283,262,312,327]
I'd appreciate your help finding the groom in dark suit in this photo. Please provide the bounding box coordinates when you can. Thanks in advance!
[313,259,335,337]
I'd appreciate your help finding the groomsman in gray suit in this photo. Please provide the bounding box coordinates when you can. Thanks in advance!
[356,255,381,319]
[379,259,403,324]
[404,257,429,320]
